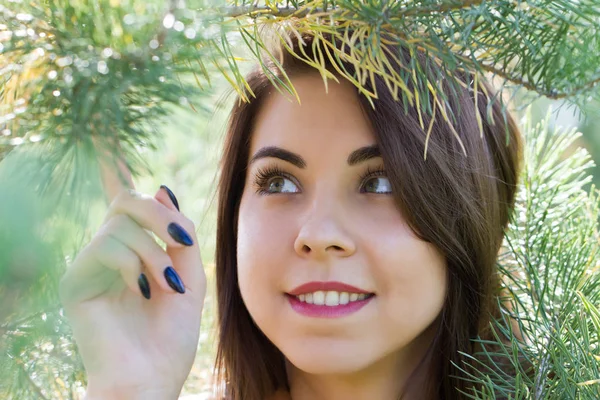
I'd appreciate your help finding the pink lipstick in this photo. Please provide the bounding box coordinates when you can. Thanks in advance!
[286,293,375,318]
[287,281,373,296]
[285,281,375,318]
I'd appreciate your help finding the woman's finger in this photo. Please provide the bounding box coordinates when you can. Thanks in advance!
[102,189,196,250]
[99,214,182,295]
[60,233,144,306]
[157,185,180,212]
[154,186,206,304]
[95,137,135,205]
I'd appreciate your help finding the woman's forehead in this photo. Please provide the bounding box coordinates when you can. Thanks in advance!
[249,75,377,157]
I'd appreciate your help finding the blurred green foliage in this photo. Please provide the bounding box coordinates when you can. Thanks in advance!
[3,81,600,400]
[1,0,600,397]
[0,69,236,398]
[2,29,600,399]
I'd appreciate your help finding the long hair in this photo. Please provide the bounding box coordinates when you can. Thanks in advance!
[213,30,523,400]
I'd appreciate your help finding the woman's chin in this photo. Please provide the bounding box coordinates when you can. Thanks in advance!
[289,361,362,375]
[284,348,372,375]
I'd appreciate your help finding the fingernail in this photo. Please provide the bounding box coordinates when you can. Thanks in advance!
[160,184,180,211]
[164,267,186,294]
[167,222,194,246]
[138,273,151,299]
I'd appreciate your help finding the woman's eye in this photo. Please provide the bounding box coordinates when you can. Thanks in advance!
[264,176,299,194]
[362,176,392,194]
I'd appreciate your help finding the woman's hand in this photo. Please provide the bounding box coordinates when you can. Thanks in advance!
[59,156,206,399]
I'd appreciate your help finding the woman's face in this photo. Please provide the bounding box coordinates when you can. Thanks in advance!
[237,74,447,376]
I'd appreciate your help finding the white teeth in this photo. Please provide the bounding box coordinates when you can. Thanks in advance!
[325,291,339,306]
[313,291,325,305]
[305,293,313,304]
[339,292,349,305]
[295,291,371,306]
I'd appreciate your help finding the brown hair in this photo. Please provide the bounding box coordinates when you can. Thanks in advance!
[213,30,524,400]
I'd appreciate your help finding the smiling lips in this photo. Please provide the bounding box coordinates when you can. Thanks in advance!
[287,281,374,296]
[286,281,376,318]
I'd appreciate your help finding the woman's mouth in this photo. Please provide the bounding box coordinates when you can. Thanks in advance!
[285,291,376,318]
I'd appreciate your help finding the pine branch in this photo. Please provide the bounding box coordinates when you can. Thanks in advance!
[224,5,329,18]
[475,63,600,100]
[1,2,600,395]
[14,358,51,400]
[2,0,599,170]
[454,107,600,398]
[222,0,485,18]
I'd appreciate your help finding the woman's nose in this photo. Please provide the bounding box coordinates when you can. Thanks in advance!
[293,201,356,259]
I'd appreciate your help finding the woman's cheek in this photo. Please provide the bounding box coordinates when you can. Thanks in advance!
[237,199,293,304]
[361,201,446,298]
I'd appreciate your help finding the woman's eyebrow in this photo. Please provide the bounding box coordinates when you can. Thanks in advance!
[347,144,381,165]
[249,146,306,168]
[249,145,381,168]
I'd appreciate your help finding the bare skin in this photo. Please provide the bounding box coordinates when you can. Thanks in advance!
[62,74,445,400]
[60,153,207,400]
[237,74,447,400]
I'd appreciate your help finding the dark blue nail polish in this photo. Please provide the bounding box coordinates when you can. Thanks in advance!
[167,222,193,246]
[164,267,185,294]
[138,273,151,299]
[160,185,180,211]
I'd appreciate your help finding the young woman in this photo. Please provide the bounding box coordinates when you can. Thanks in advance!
[59,31,523,400]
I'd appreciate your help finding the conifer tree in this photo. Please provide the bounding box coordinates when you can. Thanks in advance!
[1,0,600,398]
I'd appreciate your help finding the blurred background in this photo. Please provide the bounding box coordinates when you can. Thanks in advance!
[1,43,600,400]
